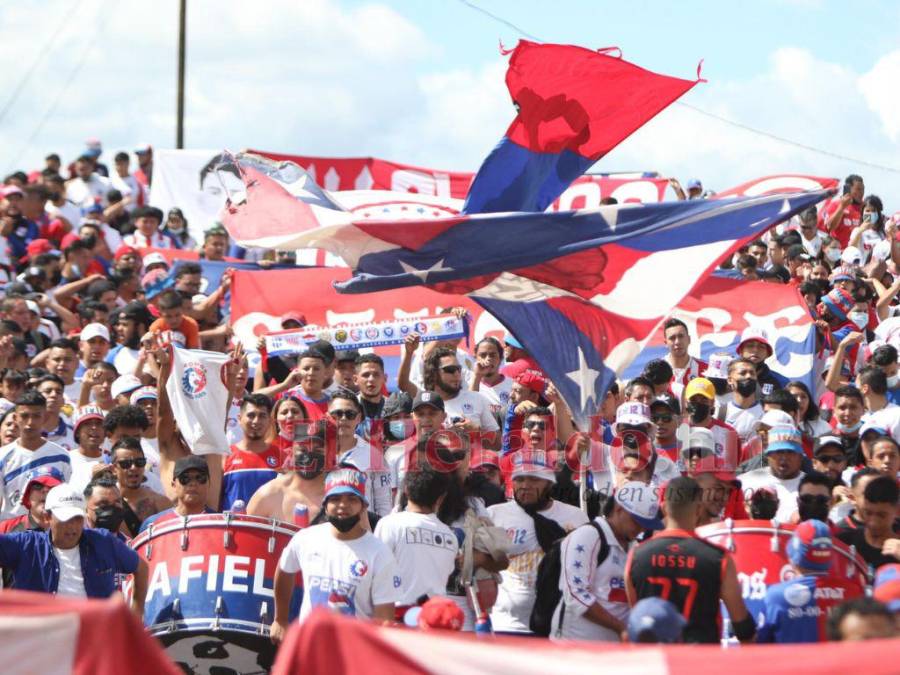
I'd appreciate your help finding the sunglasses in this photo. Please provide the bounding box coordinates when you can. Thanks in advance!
[652,413,674,423]
[329,409,358,420]
[798,494,830,505]
[116,458,147,469]
[441,365,462,374]
[176,473,209,485]
[816,454,846,465]
[524,420,546,430]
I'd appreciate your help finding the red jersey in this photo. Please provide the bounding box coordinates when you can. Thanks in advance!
[665,355,707,401]
[820,198,861,249]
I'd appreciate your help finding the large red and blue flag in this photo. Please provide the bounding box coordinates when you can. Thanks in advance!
[462,40,703,214]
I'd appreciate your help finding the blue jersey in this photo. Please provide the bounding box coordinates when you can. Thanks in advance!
[756,575,860,643]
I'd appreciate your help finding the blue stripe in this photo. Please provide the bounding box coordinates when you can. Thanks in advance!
[5,454,71,485]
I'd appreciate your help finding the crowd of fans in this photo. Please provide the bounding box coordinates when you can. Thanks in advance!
[0,140,896,654]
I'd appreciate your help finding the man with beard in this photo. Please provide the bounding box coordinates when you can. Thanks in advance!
[795,472,835,524]
[84,476,127,537]
[355,353,387,439]
[140,456,213,532]
[471,337,513,417]
[737,425,806,522]
[68,406,108,493]
[333,392,392,517]
[488,454,588,635]
[107,302,152,376]
[222,394,281,511]
[271,468,400,641]
[111,437,171,536]
[812,435,849,485]
[248,420,334,524]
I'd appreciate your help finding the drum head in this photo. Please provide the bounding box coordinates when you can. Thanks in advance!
[156,629,275,675]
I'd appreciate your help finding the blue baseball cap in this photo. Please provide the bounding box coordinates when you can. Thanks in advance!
[764,425,803,455]
[627,597,687,643]
[787,519,833,572]
[504,332,524,350]
[323,468,368,506]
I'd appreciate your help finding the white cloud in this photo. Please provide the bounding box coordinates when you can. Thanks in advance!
[860,50,900,143]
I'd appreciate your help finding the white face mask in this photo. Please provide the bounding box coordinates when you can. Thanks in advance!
[849,311,868,330]
[887,374,899,389]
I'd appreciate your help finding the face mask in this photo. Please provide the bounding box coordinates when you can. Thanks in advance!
[868,212,879,224]
[836,419,862,434]
[686,402,711,424]
[825,248,842,263]
[388,420,411,440]
[93,505,124,532]
[849,312,868,330]
[797,497,831,523]
[294,451,325,480]
[887,375,899,388]
[735,379,757,397]
[327,513,360,533]
[168,222,184,233]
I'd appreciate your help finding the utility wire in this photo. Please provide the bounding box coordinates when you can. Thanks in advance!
[453,0,900,174]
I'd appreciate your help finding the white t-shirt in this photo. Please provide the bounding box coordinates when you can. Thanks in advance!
[0,440,72,519]
[111,346,140,378]
[64,380,83,407]
[66,174,111,208]
[54,545,87,597]
[278,523,401,622]
[123,231,173,249]
[225,400,243,446]
[410,348,474,392]
[864,403,900,443]
[374,510,458,605]
[45,414,75,452]
[140,437,166,495]
[444,390,499,432]
[109,173,143,210]
[68,450,107,494]
[591,451,681,498]
[737,467,805,522]
[476,377,513,417]
[339,437,392,517]
[45,199,83,229]
[488,499,588,633]
[551,517,630,642]
[724,401,765,442]
[800,231,825,258]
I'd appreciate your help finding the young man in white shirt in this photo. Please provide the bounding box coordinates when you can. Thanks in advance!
[123,206,174,249]
[552,481,663,641]
[470,337,513,417]
[271,469,401,642]
[488,454,588,634]
[67,406,108,494]
[724,358,765,443]
[375,466,458,617]
[35,374,75,451]
[0,390,72,519]
[65,155,111,209]
[736,425,806,522]
[109,152,144,211]
[332,392,392,516]
[857,365,900,442]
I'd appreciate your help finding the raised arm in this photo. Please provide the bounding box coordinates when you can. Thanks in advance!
[397,332,420,397]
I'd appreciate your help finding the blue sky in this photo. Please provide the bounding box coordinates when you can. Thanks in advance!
[2,0,899,197]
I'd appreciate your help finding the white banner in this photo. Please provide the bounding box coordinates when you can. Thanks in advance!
[165,347,231,455]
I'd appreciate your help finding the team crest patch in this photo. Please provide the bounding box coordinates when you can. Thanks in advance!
[181,362,208,400]
[350,560,368,578]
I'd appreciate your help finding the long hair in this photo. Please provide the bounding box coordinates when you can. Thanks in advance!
[423,346,457,392]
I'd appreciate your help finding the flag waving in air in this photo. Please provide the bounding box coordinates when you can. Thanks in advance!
[463,40,704,214]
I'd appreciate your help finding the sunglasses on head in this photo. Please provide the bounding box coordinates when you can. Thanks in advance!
[652,413,674,423]
[116,458,147,470]
[798,494,830,505]
[329,409,358,420]
[816,454,845,464]
[176,472,208,485]
[524,420,546,430]
[441,365,462,374]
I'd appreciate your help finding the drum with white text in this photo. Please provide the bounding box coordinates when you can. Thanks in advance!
[131,512,300,674]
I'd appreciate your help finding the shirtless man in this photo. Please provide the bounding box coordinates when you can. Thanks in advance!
[247,421,331,523]
[110,437,171,537]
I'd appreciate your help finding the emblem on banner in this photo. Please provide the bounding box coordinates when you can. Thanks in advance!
[334,329,348,343]
[181,362,208,400]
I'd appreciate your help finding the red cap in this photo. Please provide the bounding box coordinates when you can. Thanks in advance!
[59,232,80,250]
[280,312,307,328]
[470,449,501,470]
[115,244,139,261]
[501,357,543,379]
[26,238,55,257]
[21,470,64,509]
[417,596,464,631]
[514,370,546,395]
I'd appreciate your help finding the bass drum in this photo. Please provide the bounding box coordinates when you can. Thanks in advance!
[697,519,869,628]
[130,512,300,674]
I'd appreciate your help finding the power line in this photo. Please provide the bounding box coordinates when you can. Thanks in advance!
[453,0,900,175]
[8,0,115,171]
[0,0,85,127]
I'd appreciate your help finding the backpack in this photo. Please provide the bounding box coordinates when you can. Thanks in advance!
[529,520,609,637]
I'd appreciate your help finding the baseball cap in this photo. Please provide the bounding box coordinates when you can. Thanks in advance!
[686,178,702,190]
[754,409,795,431]
[323,468,368,505]
[764,425,803,454]
[20,466,65,509]
[45,484,86,522]
[470,449,501,471]
[828,265,856,284]
[308,339,335,365]
[335,350,360,364]
[842,246,863,266]
[25,300,40,316]
[280,311,307,328]
[615,481,664,530]
[382,391,413,418]
[72,405,105,434]
[25,239,60,259]
[111,374,143,400]
[412,391,445,412]
[114,244,139,261]
[705,352,733,380]
[684,377,715,402]
[737,327,774,358]
[510,452,556,483]
[651,393,681,415]
[2,185,23,198]
[135,143,152,155]
[786,244,811,262]
[686,427,715,454]
[627,597,687,643]
[515,370,546,395]
[141,268,170,294]
[873,564,900,612]
[417,596,464,631]
[129,386,158,405]
[504,332,524,350]
[615,401,652,427]
[860,421,889,439]
[142,252,169,270]
[80,323,110,343]
[813,435,845,456]
[173,455,210,479]
[787,519,833,572]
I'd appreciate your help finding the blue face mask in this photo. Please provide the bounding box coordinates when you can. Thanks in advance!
[389,420,411,440]
[836,419,862,434]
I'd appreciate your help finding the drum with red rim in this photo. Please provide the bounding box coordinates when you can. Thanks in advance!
[130,513,300,674]
[697,519,868,627]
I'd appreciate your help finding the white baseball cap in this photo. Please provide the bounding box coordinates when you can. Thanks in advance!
[80,322,110,343]
[142,252,169,270]
[754,409,795,431]
[687,427,715,453]
[616,401,652,427]
[129,386,158,405]
[842,246,863,266]
[614,481,663,530]
[45,484,86,522]
[511,453,556,483]
[111,374,142,400]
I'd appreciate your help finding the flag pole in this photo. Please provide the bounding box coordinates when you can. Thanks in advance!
[176,0,187,149]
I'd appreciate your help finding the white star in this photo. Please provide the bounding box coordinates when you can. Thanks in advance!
[778,199,791,214]
[566,346,601,411]
[398,258,453,282]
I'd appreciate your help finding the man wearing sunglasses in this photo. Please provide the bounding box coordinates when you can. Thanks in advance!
[333,392,392,517]
[650,395,681,464]
[812,436,848,485]
[139,455,212,532]
[111,437,171,536]
[796,472,835,525]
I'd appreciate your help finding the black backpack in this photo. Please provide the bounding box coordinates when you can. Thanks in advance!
[529,520,609,637]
